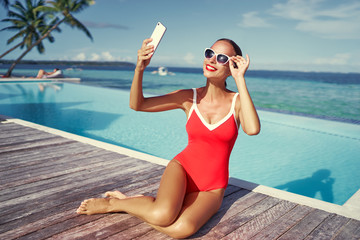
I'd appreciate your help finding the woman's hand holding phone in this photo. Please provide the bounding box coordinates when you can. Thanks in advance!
[136,38,154,71]
[136,22,167,72]
[147,22,166,54]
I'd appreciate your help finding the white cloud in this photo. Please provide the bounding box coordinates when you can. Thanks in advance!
[183,52,196,65]
[70,51,133,62]
[239,11,272,28]
[73,53,86,61]
[314,53,351,65]
[90,53,100,61]
[296,20,360,39]
[269,0,360,39]
[101,51,115,61]
[270,0,320,21]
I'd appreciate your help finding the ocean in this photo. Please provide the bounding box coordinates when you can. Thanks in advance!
[3,64,359,124]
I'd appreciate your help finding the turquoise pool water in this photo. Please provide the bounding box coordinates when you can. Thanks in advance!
[0,82,359,205]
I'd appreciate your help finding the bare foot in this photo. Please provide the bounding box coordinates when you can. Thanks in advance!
[105,190,127,199]
[105,190,143,199]
[76,198,112,215]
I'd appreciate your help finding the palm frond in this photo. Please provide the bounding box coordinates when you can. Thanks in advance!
[63,14,92,41]
[7,10,27,22]
[1,26,22,31]
[1,0,9,9]
[7,30,26,44]
[12,1,26,13]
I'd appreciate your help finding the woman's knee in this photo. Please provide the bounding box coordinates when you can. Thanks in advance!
[148,206,178,226]
[168,218,198,239]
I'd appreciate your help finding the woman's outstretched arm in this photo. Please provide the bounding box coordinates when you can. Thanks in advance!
[130,38,153,111]
[130,39,191,113]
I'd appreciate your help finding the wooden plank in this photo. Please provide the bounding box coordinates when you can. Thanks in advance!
[0,152,127,189]
[1,122,360,240]
[211,197,281,238]
[0,154,131,201]
[222,200,297,239]
[0,156,134,207]
[197,191,268,239]
[1,155,147,206]
[277,209,331,240]
[102,222,154,240]
[0,171,163,239]
[0,124,56,137]
[0,178,163,239]
[0,148,121,180]
[0,208,104,240]
[192,189,258,239]
[46,214,141,240]
[194,194,273,239]
[1,140,94,160]
[304,214,351,240]
[1,145,124,175]
[0,127,37,138]
[0,142,102,172]
[251,205,314,240]
[0,160,163,225]
[134,229,172,240]
[0,135,74,154]
[333,219,360,240]
[0,122,30,131]
[0,131,57,146]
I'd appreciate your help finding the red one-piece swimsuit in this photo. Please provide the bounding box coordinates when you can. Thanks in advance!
[175,88,239,193]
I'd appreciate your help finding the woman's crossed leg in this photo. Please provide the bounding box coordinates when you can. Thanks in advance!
[76,160,224,238]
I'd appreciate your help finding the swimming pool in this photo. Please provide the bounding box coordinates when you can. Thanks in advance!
[1,82,359,205]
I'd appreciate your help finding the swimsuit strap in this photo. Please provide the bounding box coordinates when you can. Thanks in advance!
[192,88,239,113]
[231,92,239,114]
[192,88,197,105]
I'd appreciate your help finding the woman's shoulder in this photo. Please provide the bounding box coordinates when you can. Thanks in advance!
[170,89,194,111]
[170,88,194,97]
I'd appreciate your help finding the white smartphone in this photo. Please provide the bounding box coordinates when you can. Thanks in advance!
[148,22,166,54]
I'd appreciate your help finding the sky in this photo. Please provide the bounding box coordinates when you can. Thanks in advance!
[1,0,360,73]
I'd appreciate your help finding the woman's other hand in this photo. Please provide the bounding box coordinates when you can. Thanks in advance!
[229,54,250,80]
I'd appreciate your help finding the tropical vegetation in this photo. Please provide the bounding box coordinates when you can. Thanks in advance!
[1,0,94,77]
[0,0,59,59]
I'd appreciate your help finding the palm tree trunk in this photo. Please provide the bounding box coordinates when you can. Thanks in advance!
[4,18,65,77]
[0,41,24,59]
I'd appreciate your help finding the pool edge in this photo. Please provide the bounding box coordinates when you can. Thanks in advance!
[228,177,360,220]
[2,114,359,221]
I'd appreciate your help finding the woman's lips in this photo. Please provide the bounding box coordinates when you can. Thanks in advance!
[206,64,217,72]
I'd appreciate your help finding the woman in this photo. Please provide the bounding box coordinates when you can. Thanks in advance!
[36,68,63,79]
[77,38,260,238]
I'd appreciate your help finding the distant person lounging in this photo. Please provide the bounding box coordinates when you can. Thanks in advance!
[77,38,260,238]
[36,68,63,79]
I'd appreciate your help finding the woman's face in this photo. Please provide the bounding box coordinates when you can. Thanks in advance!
[203,40,236,81]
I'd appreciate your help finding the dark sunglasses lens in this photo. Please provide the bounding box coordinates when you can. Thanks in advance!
[205,49,214,59]
[217,54,229,64]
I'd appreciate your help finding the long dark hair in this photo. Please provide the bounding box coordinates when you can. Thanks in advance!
[216,38,242,57]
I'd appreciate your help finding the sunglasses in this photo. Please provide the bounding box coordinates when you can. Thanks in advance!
[204,48,232,65]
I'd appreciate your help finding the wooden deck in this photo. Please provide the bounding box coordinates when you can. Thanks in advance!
[1,118,360,239]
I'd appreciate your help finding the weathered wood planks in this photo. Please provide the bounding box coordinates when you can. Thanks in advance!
[0,121,359,239]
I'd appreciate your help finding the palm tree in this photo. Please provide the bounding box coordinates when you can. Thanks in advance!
[0,0,59,59]
[4,0,94,77]
[0,0,9,9]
